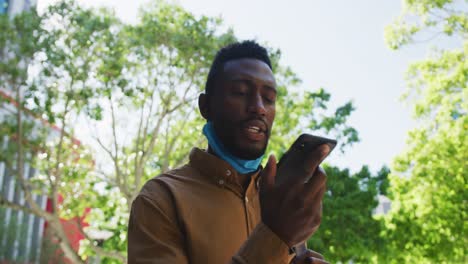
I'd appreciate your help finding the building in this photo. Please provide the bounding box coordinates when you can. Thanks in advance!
[0,89,89,263]
[0,0,37,16]
[0,91,49,262]
[1,1,89,263]
[1,1,41,261]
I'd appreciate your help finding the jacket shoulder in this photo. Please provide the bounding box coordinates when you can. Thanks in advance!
[138,164,202,200]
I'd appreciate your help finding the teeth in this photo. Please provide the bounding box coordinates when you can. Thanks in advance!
[247,126,261,133]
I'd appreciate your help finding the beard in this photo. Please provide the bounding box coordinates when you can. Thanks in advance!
[212,118,270,160]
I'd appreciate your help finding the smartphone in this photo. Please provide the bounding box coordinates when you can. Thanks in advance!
[275,134,337,186]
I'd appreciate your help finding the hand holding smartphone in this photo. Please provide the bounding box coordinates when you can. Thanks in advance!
[275,134,337,186]
[259,134,336,248]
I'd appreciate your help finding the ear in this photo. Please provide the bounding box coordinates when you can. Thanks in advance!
[198,93,210,121]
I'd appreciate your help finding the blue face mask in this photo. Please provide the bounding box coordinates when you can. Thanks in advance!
[203,122,264,174]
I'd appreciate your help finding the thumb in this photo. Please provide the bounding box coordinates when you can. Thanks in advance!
[261,154,277,190]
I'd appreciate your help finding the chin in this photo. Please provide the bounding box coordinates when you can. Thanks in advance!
[216,125,269,159]
[231,145,266,160]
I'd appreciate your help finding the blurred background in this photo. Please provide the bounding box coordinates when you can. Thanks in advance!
[0,0,466,263]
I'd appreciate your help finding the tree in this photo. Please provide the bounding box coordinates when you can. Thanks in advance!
[83,1,361,262]
[79,2,238,261]
[1,0,362,262]
[306,166,389,263]
[382,0,467,262]
[0,1,123,262]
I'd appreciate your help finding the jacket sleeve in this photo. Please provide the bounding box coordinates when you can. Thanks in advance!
[128,183,293,264]
[128,194,189,264]
[231,222,293,264]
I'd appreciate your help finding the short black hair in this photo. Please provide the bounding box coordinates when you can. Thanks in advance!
[205,40,272,96]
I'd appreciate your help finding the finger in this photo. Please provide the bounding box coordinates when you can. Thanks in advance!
[301,249,324,260]
[303,166,327,197]
[309,187,326,229]
[260,154,277,191]
[303,144,330,175]
[307,181,326,212]
[294,243,308,255]
[305,166,327,192]
[306,257,329,264]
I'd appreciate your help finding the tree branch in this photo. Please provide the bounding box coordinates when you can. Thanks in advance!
[161,113,190,172]
[135,112,165,190]
[134,97,146,184]
[48,219,85,264]
[51,94,71,216]
[13,82,46,221]
[74,218,127,263]
[171,135,205,170]
[108,95,128,194]
[0,196,36,216]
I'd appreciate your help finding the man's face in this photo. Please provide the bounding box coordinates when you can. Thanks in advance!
[207,58,277,159]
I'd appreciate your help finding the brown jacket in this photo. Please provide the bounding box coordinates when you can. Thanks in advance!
[128,148,294,263]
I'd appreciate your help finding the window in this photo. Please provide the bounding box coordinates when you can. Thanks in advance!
[0,0,9,14]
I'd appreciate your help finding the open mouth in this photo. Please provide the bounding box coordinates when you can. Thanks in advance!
[241,120,268,141]
[246,126,263,134]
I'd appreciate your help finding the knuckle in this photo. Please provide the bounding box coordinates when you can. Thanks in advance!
[295,196,307,209]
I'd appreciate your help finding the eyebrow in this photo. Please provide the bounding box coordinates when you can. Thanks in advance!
[230,78,277,94]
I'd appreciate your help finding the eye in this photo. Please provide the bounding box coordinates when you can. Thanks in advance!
[263,96,275,104]
[231,84,248,96]
[262,92,276,104]
[233,91,247,96]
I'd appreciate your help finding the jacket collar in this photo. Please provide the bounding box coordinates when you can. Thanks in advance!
[188,148,261,195]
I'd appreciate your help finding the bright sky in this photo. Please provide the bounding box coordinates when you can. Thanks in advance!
[37,0,457,172]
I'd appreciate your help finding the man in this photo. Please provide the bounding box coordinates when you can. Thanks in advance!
[128,41,330,264]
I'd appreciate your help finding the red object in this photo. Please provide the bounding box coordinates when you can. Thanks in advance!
[1,88,89,262]
[43,195,90,263]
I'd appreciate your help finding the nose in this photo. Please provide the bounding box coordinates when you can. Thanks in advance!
[247,92,266,116]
